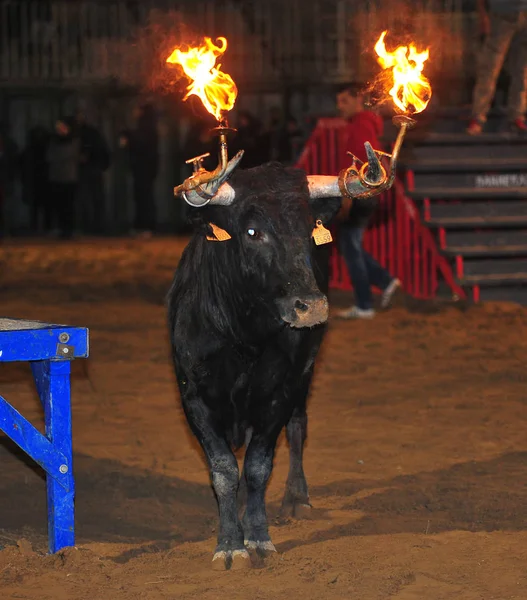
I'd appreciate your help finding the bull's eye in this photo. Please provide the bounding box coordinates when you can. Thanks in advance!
[246,228,262,240]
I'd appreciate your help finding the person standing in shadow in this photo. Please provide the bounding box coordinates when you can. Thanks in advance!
[260,106,298,164]
[76,109,111,235]
[231,110,264,168]
[21,125,52,235]
[467,0,527,134]
[121,103,159,238]
[0,124,19,238]
[46,116,80,239]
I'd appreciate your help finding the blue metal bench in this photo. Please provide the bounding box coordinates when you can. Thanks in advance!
[0,318,89,554]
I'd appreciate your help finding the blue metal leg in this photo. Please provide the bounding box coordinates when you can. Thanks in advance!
[32,360,75,553]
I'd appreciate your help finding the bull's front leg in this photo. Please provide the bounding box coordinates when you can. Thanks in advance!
[242,428,281,558]
[182,396,249,571]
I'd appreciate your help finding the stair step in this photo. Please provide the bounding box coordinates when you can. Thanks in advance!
[460,272,527,286]
[446,244,527,257]
[462,257,527,276]
[402,132,527,147]
[477,284,527,305]
[429,215,527,228]
[426,201,527,228]
[443,230,527,257]
[429,201,527,219]
[446,230,527,246]
[403,143,527,162]
[403,157,527,172]
[409,186,527,200]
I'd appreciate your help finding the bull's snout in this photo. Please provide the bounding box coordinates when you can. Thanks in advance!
[278,294,329,328]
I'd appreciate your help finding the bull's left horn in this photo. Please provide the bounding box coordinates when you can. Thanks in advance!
[307,142,386,200]
[176,150,243,207]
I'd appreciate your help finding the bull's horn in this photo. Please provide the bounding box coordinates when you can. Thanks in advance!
[361,143,385,186]
[307,142,386,200]
[176,150,244,208]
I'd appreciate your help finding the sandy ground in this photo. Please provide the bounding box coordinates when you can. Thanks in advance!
[0,237,526,600]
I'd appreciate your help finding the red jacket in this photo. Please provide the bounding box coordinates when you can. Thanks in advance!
[340,110,384,169]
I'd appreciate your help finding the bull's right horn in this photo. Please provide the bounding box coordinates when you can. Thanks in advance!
[307,142,387,200]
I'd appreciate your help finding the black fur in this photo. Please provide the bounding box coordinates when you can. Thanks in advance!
[167,162,341,566]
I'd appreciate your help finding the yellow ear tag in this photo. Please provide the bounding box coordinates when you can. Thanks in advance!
[206,223,232,242]
[312,220,333,245]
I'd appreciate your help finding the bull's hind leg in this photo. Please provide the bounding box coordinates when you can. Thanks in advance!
[183,397,249,571]
[280,401,312,519]
[241,431,280,558]
[237,428,253,516]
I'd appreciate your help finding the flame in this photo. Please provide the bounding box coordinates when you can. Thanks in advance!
[374,31,431,114]
[166,37,237,121]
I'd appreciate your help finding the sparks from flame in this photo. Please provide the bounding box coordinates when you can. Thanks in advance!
[374,31,431,114]
[166,36,237,122]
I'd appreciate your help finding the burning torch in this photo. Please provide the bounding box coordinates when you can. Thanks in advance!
[346,31,433,198]
[166,37,241,206]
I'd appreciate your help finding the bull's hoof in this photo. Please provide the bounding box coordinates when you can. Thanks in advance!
[245,540,278,567]
[294,502,313,519]
[280,500,312,520]
[212,549,250,571]
[245,539,277,558]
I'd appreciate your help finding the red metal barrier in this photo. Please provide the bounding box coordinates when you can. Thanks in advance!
[296,118,466,300]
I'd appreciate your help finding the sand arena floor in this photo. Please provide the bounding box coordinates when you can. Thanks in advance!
[0,237,526,599]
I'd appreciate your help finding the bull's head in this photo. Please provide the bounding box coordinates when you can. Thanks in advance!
[174,120,410,330]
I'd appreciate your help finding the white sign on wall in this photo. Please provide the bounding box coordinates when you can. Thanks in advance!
[475,174,527,188]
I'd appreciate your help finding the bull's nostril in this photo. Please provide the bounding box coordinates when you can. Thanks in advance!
[294,300,309,312]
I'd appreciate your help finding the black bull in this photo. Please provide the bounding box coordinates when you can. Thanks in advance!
[168,163,344,570]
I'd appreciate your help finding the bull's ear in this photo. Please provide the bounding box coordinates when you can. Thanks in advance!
[308,196,342,226]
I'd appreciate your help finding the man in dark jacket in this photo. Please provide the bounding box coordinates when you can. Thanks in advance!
[121,102,159,237]
[46,116,81,239]
[231,110,265,167]
[334,83,399,319]
[0,124,19,237]
[76,109,111,235]
[21,125,52,234]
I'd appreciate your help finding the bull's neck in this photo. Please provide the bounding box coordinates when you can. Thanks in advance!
[195,235,281,344]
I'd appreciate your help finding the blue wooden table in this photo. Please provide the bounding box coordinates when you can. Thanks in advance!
[0,317,89,553]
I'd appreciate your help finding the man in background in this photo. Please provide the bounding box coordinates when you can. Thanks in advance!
[0,124,19,238]
[467,0,527,134]
[76,109,111,234]
[334,83,400,319]
[21,125,51,234]
[120,102,159,238]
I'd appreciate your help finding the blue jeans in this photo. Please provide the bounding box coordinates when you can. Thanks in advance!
[339,226,393,310]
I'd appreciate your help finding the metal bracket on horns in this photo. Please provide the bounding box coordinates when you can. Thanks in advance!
[186,153,211,172]
[341,114,416,200]
[174,120,238,199]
